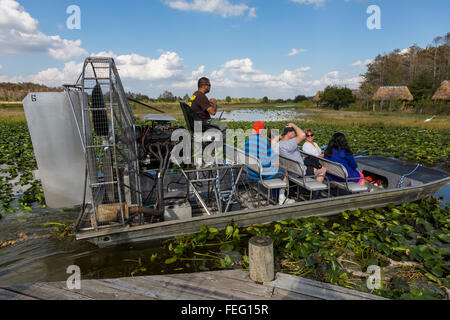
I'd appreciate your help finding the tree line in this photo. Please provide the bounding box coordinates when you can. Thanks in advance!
[317,33,449,113]
[361,32,450,98]
[0,82,63,101]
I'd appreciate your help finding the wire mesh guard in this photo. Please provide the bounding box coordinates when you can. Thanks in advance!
[79,57,141,229]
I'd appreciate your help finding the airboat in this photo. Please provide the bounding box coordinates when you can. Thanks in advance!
[22,57,450,247]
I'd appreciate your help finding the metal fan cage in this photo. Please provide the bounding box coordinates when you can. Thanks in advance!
[79,57,141,229]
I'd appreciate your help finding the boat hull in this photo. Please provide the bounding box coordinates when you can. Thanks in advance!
[76,177,450,247]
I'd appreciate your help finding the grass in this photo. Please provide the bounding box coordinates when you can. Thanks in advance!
[1,101,449,130]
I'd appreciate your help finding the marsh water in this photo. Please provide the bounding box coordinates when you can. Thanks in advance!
[0,183,448,287]
[218,107,310,122]
[0,105,449,287]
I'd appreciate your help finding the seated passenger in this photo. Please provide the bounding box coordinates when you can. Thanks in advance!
[279,123,327,183]
[302,129,324,158]
[245,121,295,205]
[324,132,366,185]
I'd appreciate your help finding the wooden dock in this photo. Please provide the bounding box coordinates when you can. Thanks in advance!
[0,270,386,300]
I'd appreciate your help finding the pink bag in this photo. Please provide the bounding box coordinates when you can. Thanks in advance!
[357,171,365,185]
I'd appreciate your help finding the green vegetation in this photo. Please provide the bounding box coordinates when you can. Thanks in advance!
[321,86,356,110]
[357,33,450,115]
[0,118,448,213]
[363,33,449,91]
[0,120,45,213]
[124,197,449,300]
[226,121,450,168]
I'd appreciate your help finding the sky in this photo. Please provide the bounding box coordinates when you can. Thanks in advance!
[0,0,449,99]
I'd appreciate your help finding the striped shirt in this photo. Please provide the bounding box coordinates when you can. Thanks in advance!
[245,134,279,180]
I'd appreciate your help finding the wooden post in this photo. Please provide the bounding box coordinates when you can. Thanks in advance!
[249,236,274,283]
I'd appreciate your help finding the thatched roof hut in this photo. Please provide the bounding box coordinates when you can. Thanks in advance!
[373,86,414,101]
[313,91,323,102]
[432,81,450,101]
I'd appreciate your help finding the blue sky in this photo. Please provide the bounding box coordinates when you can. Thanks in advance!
[0,0,449,98]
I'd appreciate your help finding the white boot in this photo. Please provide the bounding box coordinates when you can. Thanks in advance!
[279,194,295,205]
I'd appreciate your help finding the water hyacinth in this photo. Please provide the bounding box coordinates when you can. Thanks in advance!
[156,197,449,300]
[1,119,449,213]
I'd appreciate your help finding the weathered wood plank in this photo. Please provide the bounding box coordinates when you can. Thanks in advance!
[271,287,320,300]
[161,271,273,299]
[5,283,93,300]
[2,271,387,300]
[265,273,387,300]
[0,288,37,300]
[45,280,152,300]
[98,277,211,300]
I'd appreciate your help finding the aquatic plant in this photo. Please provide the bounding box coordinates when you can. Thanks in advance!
[44,222,74,239]
[160,197,449,300]
[0,119,448,213]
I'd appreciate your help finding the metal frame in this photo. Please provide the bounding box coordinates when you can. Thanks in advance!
[279,155,330,201]
[299,151,372,195]
[232,147,289,207]
[65,57,142,231]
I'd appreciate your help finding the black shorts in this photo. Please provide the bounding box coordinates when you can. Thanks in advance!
[306,165,315,177]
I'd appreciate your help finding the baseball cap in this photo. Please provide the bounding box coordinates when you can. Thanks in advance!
[253,121,265,134]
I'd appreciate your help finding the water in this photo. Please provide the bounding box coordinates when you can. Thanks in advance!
[0,182,448,287]
[0,205,169,286]
[435,184,450,206]
[218,108,310,122]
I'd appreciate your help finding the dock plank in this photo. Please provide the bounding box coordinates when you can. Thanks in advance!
[1,270,387,300]
[98,277,211,300]
[45,280,153,300]
[0,288,37,300]
[4,282,93,300]
[161,271,273,299]
[266,273,387,300]
[271,287,321,300]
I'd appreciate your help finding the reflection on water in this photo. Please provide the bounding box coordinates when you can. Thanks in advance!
[0,205,167,286]
[435,184,450,207]
[217,108,310,122]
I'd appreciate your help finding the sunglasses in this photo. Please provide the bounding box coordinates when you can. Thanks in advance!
[306,134,315,137]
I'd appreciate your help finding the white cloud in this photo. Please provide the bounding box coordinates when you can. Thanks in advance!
[310,71,362,90]
[4,50,185,87]
[191,65,205,78]
[0,65,3,70]
[222,58,258,74]
[91,51,184,81]
[171,57,313,92]
[248,7,256,19]
[5,60,83,87]
[399,48,411,55]
[350,59,372,68]
[164,0,255,18]
[289,0,327,7]
[4,52,363,98]
[0,0,87,60]
[169,56,362,97]
[287,48,307,56]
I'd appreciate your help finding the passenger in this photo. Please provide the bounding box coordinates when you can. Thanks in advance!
[279,123,327,183]
[189,77,228,134]
[302,129,324,158]
[324,132,366,185]
[245,121,295,205]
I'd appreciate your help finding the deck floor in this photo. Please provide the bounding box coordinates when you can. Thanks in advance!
[0,270,386,300]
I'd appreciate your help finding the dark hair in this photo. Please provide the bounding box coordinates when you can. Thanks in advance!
[324,132,353,158]
[198,77,210,89]
[283,127,296,136]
